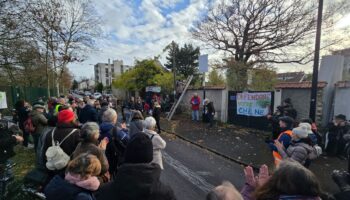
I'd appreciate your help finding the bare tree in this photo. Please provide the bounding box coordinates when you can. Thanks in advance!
[27,0,101,95]
[192,0,350,65]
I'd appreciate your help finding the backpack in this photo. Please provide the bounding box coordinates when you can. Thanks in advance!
[45,128,77,170]
[105,126,126,177]
[24,117,35,133]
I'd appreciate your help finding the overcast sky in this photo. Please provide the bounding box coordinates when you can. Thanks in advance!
[68,0,350,80]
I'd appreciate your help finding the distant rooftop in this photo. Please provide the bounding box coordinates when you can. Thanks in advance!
[275,81,327,89]
[277,72,305,82]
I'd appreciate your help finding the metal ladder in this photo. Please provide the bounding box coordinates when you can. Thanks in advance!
[167,75,193,121]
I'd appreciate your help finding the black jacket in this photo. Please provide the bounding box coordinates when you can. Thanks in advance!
[153,107,161,121]
[96,163,176,200]
[97,106,109,124]
[206,102,215,115]
[79,105,98,124]
[44,175,95,200]
[0,128,17,163]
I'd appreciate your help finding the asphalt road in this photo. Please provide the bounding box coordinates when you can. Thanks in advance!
[160,133,245,200]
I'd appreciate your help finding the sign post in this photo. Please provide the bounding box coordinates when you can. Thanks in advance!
[199,54,209,118]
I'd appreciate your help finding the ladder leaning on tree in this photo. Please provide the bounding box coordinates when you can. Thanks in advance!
[167,75,193,121]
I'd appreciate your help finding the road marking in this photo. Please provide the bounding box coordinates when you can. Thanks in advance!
[163,152,214,193]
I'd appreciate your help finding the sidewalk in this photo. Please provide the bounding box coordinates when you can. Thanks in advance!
[161,114,348,193]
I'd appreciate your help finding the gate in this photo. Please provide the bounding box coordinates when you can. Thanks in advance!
[228,91,274,131]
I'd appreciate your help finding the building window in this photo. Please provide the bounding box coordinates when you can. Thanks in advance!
[106,79,109,86]
[105,68,108,73]
[111,67,114,73]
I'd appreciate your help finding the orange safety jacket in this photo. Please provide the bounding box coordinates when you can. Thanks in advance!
[272,130,293,166]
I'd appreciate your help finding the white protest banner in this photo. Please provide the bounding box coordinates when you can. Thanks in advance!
[236,92,271,117]
[198,54,208,73]
[0,91,8,109]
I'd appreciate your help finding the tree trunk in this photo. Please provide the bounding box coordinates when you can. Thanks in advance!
[45,41,50,97]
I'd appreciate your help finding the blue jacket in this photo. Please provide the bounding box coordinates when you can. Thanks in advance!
[44,175,95,200]
[79,105,98,124]
[99,122,129,144]
[268,131,292,152]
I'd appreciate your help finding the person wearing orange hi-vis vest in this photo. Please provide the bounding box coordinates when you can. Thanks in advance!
[266,116,294,166]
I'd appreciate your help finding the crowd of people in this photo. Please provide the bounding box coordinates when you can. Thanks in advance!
[1,93,350,200]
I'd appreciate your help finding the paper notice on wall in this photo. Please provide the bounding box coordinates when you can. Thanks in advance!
[0,92,7,109]
[236,92,271,117]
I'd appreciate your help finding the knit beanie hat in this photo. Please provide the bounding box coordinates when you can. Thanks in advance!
[57,109,75,123]
[298,123,313,135]
[292,126,308,139]
[124,133,153,164]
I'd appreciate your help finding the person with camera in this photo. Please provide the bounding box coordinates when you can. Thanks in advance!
[0,122,24,165]
[325,114,350,158]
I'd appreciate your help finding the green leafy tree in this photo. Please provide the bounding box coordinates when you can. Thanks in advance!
[250,66,277,91]
[208,69,225,86]
[153,72,174,94]
[164,42,200,81]
[226,59,251,90]
[95,82,103,93]
[113,59,164,92]
[72,80,78,90]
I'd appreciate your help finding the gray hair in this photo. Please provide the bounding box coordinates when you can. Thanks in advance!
[87,99,95,106]
[143,116,156,130]
[81,122,100,142]
[102,108,117,123]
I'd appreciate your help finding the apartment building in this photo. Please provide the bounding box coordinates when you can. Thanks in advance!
[94,59,132,86]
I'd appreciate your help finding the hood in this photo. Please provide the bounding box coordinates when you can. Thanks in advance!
[99,122,115,140]
[44,175,87,200]
[129,120,144,135]
[111,163,161,199]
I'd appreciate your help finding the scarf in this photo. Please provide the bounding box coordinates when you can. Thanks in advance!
[65,172,100,191]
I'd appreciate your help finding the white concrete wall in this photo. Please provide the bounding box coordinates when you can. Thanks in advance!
[334,87,350,120]
[318,55,345,126]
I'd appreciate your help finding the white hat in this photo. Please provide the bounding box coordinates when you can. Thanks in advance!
[292,126,308,139]
[298,123,313,135]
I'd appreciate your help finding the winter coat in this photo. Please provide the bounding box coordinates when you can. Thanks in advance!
[206,102,215,115]
[96,163,176,200]
[99,122,129,143]
[36,127,53,169]
[72,142,109,179]
[0,129,17,163]
[129,119,144,138]
[277,139,315,165]
[42,122,81,167]
[153,107,161,121]
[135,102,143,112]
[99,122,129,176]
[326,123,350,156]
[78,105,98,124]
[240,184,321,200]
[97,106,109,124]
[190,97,201,111]
[17,106,29,130]
[143,129,166,169]
[44,175,95,200]
[29,110,48,135]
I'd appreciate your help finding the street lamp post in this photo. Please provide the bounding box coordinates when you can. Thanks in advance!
[309,0,324,122]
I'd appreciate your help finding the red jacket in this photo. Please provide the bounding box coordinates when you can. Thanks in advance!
[190,97,201,111]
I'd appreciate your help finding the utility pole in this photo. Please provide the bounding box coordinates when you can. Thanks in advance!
[172,41,176,102]
[309,0,323,122]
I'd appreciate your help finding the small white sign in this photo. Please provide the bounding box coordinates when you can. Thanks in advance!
[0,92,8,109]
[146,86,161,93]
[199,54,208,73]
